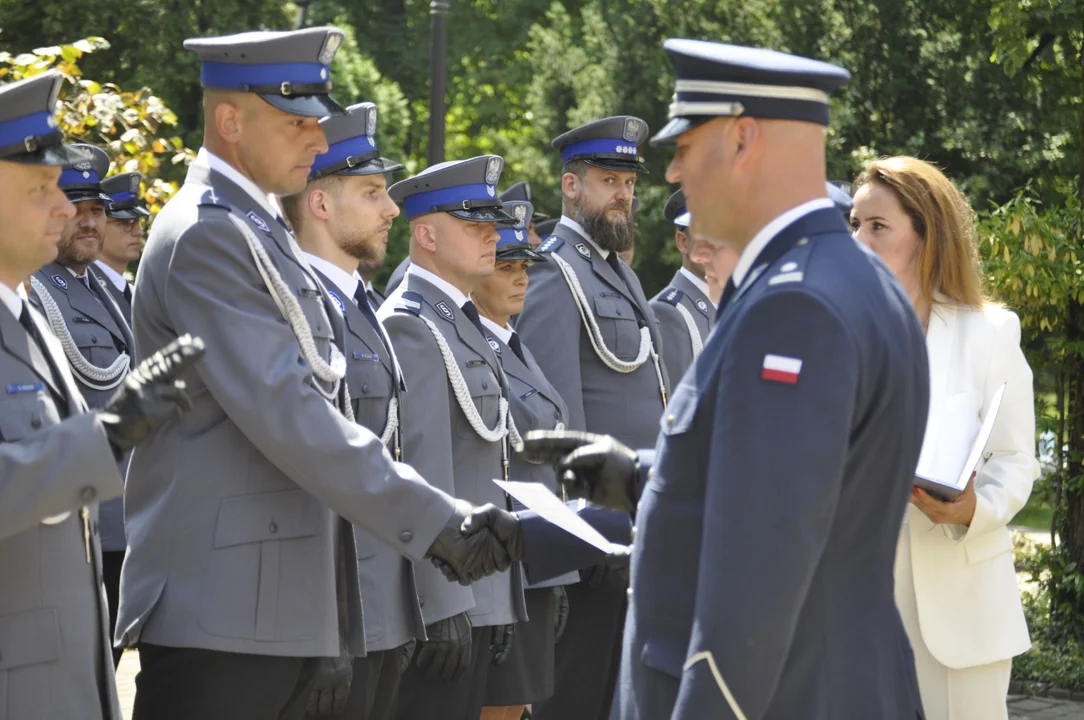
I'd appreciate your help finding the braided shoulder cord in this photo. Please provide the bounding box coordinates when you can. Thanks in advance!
[674,302,705,359]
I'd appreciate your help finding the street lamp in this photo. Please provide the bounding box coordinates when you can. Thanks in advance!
[427,0,450,166]
[294,0,312,30]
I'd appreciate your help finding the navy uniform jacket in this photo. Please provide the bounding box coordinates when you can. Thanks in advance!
[313,267,426,653]
[613,207,928,720]
[649,269,715,386]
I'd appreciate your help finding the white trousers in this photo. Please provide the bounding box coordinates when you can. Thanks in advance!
[895,526,1012,720]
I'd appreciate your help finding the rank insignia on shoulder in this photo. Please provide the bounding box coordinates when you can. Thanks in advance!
[327,290,346,315]
[575,243,591,259]
[246,210,270,234]
[538,236,564,253]
[660,287,684,306]
[768,270,804,286]
[50,274,68,290]
[762,354,802,385]
[198,188,230,209]
[487,337,501,353]
[435,301,454,321]
[395,291,423,316]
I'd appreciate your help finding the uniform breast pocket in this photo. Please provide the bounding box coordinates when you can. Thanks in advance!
[347,359,393,432]
[68,322,120,366]
[594,295,641,360]
[0,392,62,441]
[455,363,501,439]
[296,292,335,342]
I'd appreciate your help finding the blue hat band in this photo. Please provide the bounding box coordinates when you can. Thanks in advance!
[497,227,528,246]
[201,60,330,91]
[310,134,378,177]
[403,183,498,219]
[109,190,137,204]
[560,138,640,164]
[0,110,56,148]
[59,168,102,187]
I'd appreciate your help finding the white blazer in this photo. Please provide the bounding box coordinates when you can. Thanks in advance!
[898,301,1040,670]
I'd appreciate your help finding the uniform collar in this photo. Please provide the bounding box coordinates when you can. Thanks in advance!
[303,253,360,302]
[558,214,610,259]
[480,315,513,343]
[405,263,471,308]
[93,260,128,292]
[0,281,22,319]
[732,198,835,287]
[64,264,89,280]
[194,147,283,222]
[678,266,710,298]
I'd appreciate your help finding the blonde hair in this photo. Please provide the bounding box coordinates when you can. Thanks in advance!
[855,156,986,308]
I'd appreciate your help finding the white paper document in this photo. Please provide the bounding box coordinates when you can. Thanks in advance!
[493,479,620,554]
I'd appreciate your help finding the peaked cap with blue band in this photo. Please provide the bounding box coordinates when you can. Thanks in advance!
[500,181,548,221]
[0,71,89,167]
[552,115,649,173]
[652,39,851,146]
[184,28,347,118]
[389,155,514,223]
[310,101,403,179]
[102,171,150,218]
[827,180,854,217]
[664,189,689,228]
[495,199,546,263]
[59,144,111,203]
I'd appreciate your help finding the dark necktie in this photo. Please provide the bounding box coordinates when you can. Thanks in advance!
[508,331,527,364]
[123,283,133,305]
[605,252,624,278]
[18,301,68,412]
[353,283,401,387]
[460,300,486,335]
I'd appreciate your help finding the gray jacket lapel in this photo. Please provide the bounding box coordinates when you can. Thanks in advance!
[88,265,135,351]
[404,274,499,373]
[496,335,563,410]
[39,262,126,344]
[314,268,395,380]
[0,306,66,402]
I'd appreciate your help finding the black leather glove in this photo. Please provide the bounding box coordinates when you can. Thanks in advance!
[305,651,353,717]
[99,334,205,456]
[553,585,569,642]
[581,544,632,588]
[415,613,473,681]
[432,503,524,584]
[397,638,417,674]
[520,430,639,512]
[426,500,511,585]
[490,623,515,666]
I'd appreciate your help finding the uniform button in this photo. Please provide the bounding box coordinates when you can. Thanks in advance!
[31,414,42,429]
[481,381,488,390]
[615,308,623,316]
[79,486,96,502]
[627,588,633,599]
[554,410,560,420]
[419,599,426,608]
[362,384,370,394]
[90,335,98,343]
[269,521,278,534]
[400,531,413,543]
[666,414,675,427]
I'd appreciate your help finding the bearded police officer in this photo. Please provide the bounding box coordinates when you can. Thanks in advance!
[95,171,148,322]
[514,116,663,720]
[649,189,715,385]
[282,101,420,720]
[0,71,201,720]
[520,40,929,719]
[378,156,529,720]
[115,29,517,720]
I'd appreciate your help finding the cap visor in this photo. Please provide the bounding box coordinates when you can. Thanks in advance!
[583,158,647,174]
[447,207,516,223]
[497,246,547,263]
[650,117,695,147]
[530,211,550,222]
[674,210,691,228]
[260,93,347,118]
[5,143,93,167]
[64,190,111,204]
[107,206,150,219]
[332,156,405,176]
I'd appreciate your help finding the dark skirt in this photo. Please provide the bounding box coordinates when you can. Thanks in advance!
[483,588,558,706]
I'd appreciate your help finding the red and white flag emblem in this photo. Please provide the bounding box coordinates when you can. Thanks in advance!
[761,354,802,385]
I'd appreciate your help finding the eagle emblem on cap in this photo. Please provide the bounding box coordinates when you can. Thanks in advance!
[514,205,527,223]
[575,243,591,259]
[623,118,641,142]
[319,33,343,65]
[367,107,377,138]
[436,301,454,320]
[485,157,501,185]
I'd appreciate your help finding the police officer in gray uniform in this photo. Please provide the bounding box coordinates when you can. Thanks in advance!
[282,101,421,720]
[0,71,201,720]
[116,29,517,720]
[29,142,138,668]
[649,189,716,385]
[520,40,929,720]
[515,116,664,720]
[378,156,528,720]
[95,171,149,322]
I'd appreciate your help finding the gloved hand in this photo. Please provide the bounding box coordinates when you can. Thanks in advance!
[426,500,511,585]
[520,430,639,512]
[581,544,632,588]
[415,613,472,681]
[490,623,515,667]
[305,651,353,717]
[553,586,569,642]
[99,334,205,456]
[432,503,524,584]
[397,638,417,674]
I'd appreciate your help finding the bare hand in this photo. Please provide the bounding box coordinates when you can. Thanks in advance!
[911,472,977,526]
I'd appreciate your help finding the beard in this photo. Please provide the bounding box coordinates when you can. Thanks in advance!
[56,227,103,268]
[576,201,634,253]
[339,222,389,269]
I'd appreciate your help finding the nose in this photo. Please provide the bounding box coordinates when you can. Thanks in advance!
[309,124,329,155]
[484,225,499,245]
[55,189,75,220]
[665,154,682,184]
[383,193,400,220]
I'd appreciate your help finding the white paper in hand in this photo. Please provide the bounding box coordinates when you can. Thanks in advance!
[494,479,619,554]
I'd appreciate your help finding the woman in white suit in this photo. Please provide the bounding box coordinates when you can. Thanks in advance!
[851,156,1040,720]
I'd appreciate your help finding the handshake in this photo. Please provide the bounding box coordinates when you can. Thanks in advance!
[425,500,525,584]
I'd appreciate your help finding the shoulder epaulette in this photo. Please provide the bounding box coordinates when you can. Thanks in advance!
[658,287,684,306]
[394,290,424,316]
[537,236,564,253]
[197,188,231,210]
[766,237,814,288]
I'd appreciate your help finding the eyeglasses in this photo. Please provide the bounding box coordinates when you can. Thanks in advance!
[107,216,147,232]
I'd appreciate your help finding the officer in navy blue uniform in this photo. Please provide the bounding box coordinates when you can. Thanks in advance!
[516,40,929,720]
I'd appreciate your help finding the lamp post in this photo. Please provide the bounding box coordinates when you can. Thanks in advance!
[427,0,450,166]
[294,0,312,30]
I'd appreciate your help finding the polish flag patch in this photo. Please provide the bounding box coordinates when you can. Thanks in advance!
[761,354,802,385]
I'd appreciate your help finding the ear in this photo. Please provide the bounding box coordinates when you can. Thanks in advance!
[215,101,243,144]
[413,221,438,253]
[307,188,330,221]
[675,229,689,254]
[561,172,580,203]
[732,117,759,166]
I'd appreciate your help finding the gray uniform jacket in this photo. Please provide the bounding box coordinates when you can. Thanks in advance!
[99,273,132,325]
[379,274,528,628]
[515,222,669,448]
[314,267,426,653]
[30,262,134,552]
[382,257,410,299]
[0,301,123,720]
[116,162,456,659]
[649,269,715,388]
